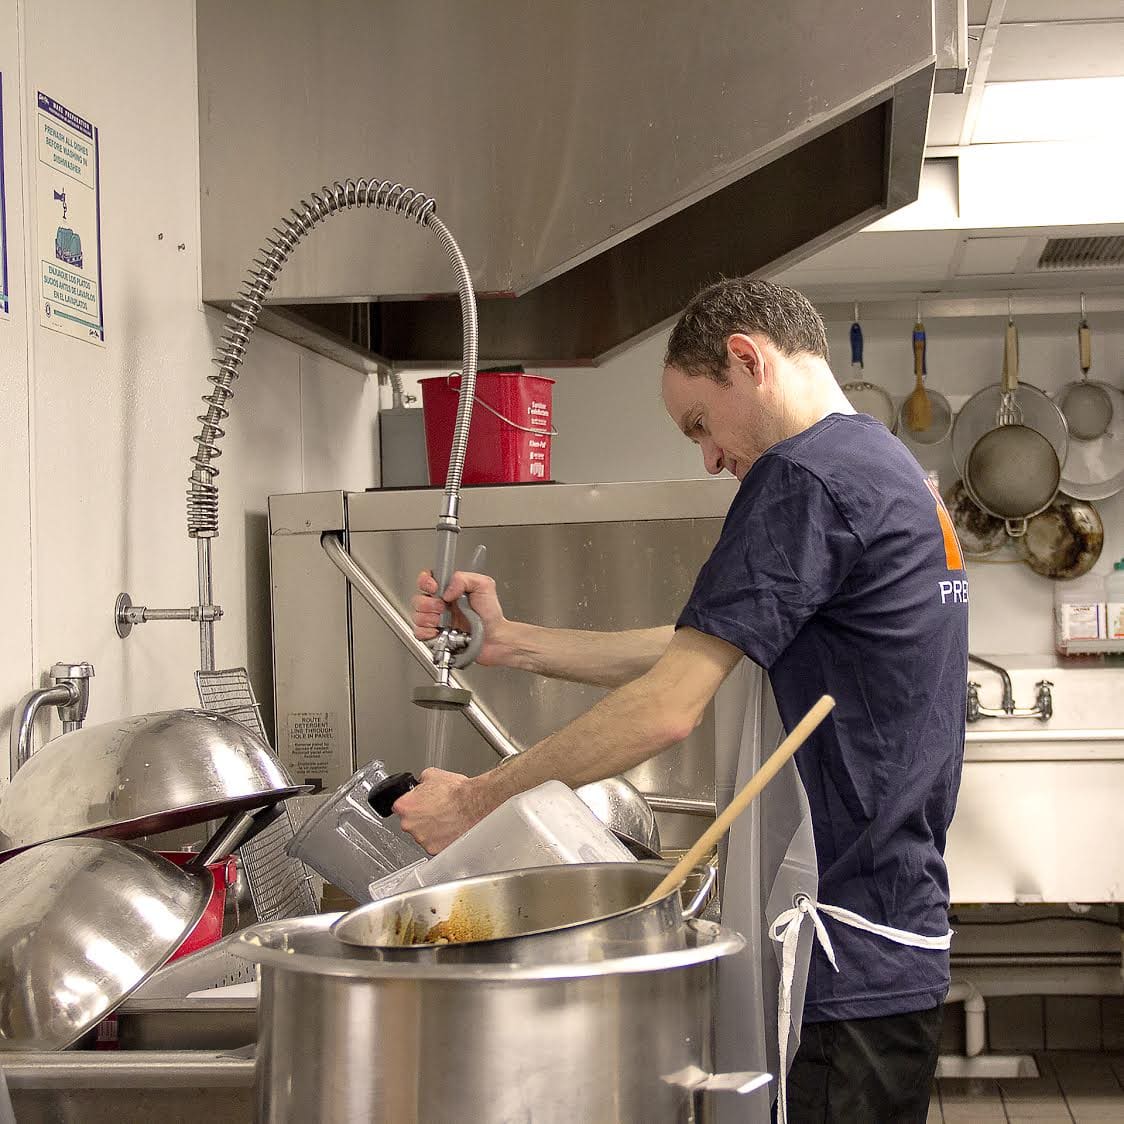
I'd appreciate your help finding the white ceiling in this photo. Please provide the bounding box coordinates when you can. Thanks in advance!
[776,0,1124,307]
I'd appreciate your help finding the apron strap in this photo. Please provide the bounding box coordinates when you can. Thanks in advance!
[769,895,953,1124]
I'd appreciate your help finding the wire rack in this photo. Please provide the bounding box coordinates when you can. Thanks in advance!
[195,668,316,921]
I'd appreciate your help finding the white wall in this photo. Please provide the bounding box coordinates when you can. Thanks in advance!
[0,0,381,779]
[542,312,1124,657]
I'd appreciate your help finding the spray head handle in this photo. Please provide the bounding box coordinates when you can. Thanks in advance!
[430,544,487,671]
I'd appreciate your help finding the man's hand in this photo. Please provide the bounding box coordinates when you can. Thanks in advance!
[393,768,496,854]
[411,570,512,667]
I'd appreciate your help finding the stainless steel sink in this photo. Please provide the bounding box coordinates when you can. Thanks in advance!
[5,999,257,1124]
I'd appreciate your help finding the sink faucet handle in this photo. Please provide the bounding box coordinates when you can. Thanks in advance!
[50,661,95,730]
[1034,679,1054,721]
[966,681,981,722]
[50,661,94,681]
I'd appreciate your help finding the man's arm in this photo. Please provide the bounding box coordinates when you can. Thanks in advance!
[393,626,744,852]
[412,568,673,688]
[497,620,674,688]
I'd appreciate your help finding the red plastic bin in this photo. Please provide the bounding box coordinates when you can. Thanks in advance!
[420,368,555,485]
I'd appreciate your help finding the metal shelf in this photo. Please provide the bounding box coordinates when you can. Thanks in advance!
[1055,638,1124,656]
[812,289,1124,322]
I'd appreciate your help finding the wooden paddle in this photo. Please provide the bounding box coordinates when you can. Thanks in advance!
[904,319,932,432]
[642,694,836,905]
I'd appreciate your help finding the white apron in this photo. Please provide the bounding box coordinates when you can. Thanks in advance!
[712,662,817,1124]
[711,663,953,1124]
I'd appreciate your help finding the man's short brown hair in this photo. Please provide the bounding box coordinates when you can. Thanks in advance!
[664,277,829,383]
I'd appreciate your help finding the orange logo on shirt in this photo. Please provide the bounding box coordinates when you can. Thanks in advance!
[924,479,965,571]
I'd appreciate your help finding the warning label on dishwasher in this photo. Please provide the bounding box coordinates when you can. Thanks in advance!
[286,711,336,782]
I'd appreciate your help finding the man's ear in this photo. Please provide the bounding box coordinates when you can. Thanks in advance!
[726,333,766,387]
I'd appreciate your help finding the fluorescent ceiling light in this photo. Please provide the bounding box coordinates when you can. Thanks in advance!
[974,77,1124,144]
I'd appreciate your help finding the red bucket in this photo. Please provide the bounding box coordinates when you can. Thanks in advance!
[420,368,555,485]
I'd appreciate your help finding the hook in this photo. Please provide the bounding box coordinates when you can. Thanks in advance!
[1007,293,1013,324]
[916,297,922,323]
[1080,291,1087,322]
[853,301,859,324]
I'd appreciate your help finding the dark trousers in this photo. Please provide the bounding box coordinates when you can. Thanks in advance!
[781,1005,944,1123]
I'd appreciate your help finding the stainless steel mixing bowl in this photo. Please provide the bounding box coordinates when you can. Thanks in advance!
[0,710,300,859]
[0,837,210,1050]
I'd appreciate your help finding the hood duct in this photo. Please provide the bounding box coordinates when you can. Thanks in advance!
[197,1,935,366]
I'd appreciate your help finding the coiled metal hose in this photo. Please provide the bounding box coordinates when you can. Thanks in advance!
[187,178,478,538]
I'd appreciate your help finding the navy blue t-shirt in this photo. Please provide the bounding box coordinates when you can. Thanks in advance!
[678,413,968,1022]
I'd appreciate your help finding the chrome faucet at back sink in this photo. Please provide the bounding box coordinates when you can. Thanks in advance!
[966,654,1053,723]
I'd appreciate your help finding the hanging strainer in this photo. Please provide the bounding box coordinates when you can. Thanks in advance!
[1056,295,1114,442]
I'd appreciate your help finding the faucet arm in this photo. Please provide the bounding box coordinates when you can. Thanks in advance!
[9,661,95,777]
[10,684,77,778]
[968,654,1015,712]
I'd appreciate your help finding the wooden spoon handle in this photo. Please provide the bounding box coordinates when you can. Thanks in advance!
[642,695,836,905]
[1002,320,1019,392]
[1078,320,1092,376]
[913,322,925,387]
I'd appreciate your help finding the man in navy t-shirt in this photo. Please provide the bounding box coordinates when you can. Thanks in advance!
[401,278,967,1122]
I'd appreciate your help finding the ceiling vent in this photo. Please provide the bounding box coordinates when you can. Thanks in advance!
[1037,236,1124,271]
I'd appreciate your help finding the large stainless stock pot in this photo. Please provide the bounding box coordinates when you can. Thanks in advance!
[237,912,758,1123]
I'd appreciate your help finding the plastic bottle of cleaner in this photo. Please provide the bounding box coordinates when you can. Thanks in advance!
[1107,560,1124,640]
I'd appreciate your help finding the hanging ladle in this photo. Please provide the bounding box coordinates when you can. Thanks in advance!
[644,695,835,905]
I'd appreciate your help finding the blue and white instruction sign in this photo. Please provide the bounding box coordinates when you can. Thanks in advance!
[36,92,103,344]
[0,74,10,319]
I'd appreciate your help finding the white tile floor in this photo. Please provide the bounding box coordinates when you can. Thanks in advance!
[927,1053,1124,1123]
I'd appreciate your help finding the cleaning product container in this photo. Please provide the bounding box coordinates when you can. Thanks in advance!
[1107,560,1124,640]
[286,760,429,902]
[421,367,555,485]
[367,780,635,900]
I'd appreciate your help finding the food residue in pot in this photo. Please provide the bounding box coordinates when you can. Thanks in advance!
[386,896,495,946]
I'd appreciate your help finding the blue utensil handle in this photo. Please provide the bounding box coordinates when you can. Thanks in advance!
[913,323,927,378]
[850,322,863,368]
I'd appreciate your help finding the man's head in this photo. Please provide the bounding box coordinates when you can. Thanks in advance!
[662,277,841,479]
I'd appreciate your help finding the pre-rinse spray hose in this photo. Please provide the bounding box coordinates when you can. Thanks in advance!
[184,179,478,668]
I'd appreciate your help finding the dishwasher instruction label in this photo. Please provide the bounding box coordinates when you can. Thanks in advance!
[286,711,338,791]
[35,92,103,344]
[0,74,9,319]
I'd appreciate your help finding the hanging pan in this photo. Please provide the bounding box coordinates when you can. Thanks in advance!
[841,311,896,430]
[943,479,1007,559]
[964,314,1062,538]
[1016,495,1104,581]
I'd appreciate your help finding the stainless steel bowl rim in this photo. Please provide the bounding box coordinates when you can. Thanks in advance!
[0,709,298,854]
[0,838,211,1051]
[236,911,743,981]
[0,785,309,862]
[331,860,708,952]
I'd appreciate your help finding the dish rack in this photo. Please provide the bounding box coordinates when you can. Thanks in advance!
[194,668,317,923]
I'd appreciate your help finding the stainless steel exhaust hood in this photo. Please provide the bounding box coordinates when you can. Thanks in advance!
[197,1,936,365]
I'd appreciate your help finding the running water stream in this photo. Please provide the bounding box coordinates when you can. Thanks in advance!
[424,706,453,770]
